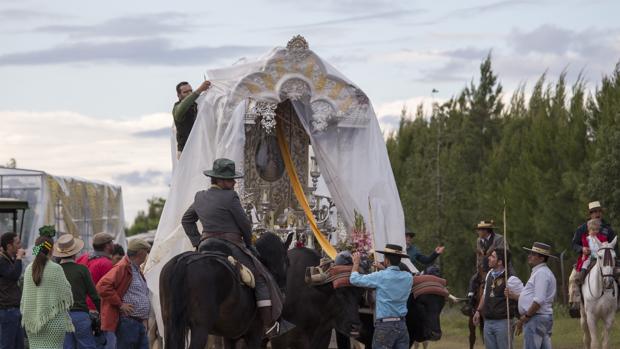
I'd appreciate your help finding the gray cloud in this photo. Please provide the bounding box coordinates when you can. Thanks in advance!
[416,60,473,83]
[413,47,490,82]
[445,47,491,60]
[0,38,268,66]
[509,25,620,57]
[416,24,620,84]
[34,12,195,38]
[133,127,170,138]
[268,10,418,30]
[455,0,536,15]
[0,8,68,22]
[113,170,169,186]
[265,0,407,14]
[413,0,537,27]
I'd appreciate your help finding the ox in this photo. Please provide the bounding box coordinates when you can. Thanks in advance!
[269,247,364,349]
[337,273,447,348]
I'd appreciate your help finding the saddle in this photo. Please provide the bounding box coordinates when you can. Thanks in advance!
[181,251,256,288]
[412,275,449,298]
[305,264,354,288]
[305,257,354,289]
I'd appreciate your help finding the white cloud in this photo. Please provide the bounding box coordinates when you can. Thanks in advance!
[374,95,447,135]
[0,110,173,224]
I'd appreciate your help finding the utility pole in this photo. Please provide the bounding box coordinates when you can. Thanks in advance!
[432,88,442,270]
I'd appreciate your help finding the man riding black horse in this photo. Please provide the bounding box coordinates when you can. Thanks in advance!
[181,158,294,338]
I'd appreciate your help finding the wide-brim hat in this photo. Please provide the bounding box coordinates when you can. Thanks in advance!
[53,234,85,258]
[203,158,243,179]
[588,201,602,212]
[475,220,495,230]
[405,228,415,237]
[376,243,409,258]
[522,242,558,259]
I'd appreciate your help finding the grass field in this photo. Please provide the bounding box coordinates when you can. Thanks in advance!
[436,304,620,349]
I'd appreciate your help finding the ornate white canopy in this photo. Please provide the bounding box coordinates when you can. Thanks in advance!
[225,35,371,133]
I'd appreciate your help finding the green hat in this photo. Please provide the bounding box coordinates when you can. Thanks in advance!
[127,238,151,253]
[203,158,243,179]
[39,225,56,238]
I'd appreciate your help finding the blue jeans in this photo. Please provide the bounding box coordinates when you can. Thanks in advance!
[99,331,116,349]
[116,317,148,349]
[64,311,97,349]
[0,308,24,349]
[483,318,513,349]
[523,314,553,349]
[372,319,409,349]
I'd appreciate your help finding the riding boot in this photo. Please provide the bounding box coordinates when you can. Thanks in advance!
[568,286,581,318]
[258,306,295,338]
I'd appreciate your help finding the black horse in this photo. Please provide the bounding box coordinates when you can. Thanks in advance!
[160,232,292,349]
[269,247,364,349]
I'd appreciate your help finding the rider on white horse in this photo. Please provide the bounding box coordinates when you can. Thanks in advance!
[569,201,617,314]
[577,219,608,282]
[580,236,618,349]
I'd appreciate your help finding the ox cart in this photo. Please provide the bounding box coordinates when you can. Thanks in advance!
[146,36,423,348]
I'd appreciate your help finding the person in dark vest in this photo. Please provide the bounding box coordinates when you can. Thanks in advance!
[173,80,211,159]
[467,221,507,304]
[0,232,26,349]
[181,158,294,338]
[473,249,523,349]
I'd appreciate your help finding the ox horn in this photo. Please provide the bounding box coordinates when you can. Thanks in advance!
[447,294,468,304]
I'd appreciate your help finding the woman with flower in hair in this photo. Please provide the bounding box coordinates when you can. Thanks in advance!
[20,235,74,348]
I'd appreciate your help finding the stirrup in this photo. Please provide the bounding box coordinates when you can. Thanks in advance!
[265,322,280,337]
[265,319,295,338]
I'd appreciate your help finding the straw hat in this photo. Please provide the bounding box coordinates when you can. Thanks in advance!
[375,243,409,258]
[522,242,558,259]
[475,220,495,230]
[588,201,602,212]
[53,234,84,258]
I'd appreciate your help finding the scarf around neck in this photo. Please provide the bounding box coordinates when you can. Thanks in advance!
[20,261,74,334]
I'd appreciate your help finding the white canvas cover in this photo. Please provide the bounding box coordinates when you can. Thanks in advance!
[145,37,410,336]
[0,167,126,254]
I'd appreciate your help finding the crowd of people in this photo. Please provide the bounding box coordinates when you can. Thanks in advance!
[0,227,152,349]
[362,200,615,349]
[1,152,616,349]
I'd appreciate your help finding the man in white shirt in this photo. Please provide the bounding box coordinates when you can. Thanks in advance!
[511,242,557,349]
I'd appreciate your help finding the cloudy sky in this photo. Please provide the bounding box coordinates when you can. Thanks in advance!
[1,0,617,223]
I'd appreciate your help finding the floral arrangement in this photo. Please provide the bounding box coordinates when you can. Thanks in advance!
[336,210,374,257]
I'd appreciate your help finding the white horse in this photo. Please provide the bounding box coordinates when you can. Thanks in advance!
[580,236,618,349]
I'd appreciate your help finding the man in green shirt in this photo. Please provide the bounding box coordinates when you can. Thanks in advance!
[54,234,101,348]
[173,80,211,158]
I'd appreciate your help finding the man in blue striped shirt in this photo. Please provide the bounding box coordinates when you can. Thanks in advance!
[350,244,413,349]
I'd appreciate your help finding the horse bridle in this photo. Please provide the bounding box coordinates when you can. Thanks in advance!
[601,247,615,277]
[587,246,616,299]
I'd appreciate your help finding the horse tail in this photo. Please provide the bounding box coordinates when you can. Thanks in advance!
[161,253,191,349]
